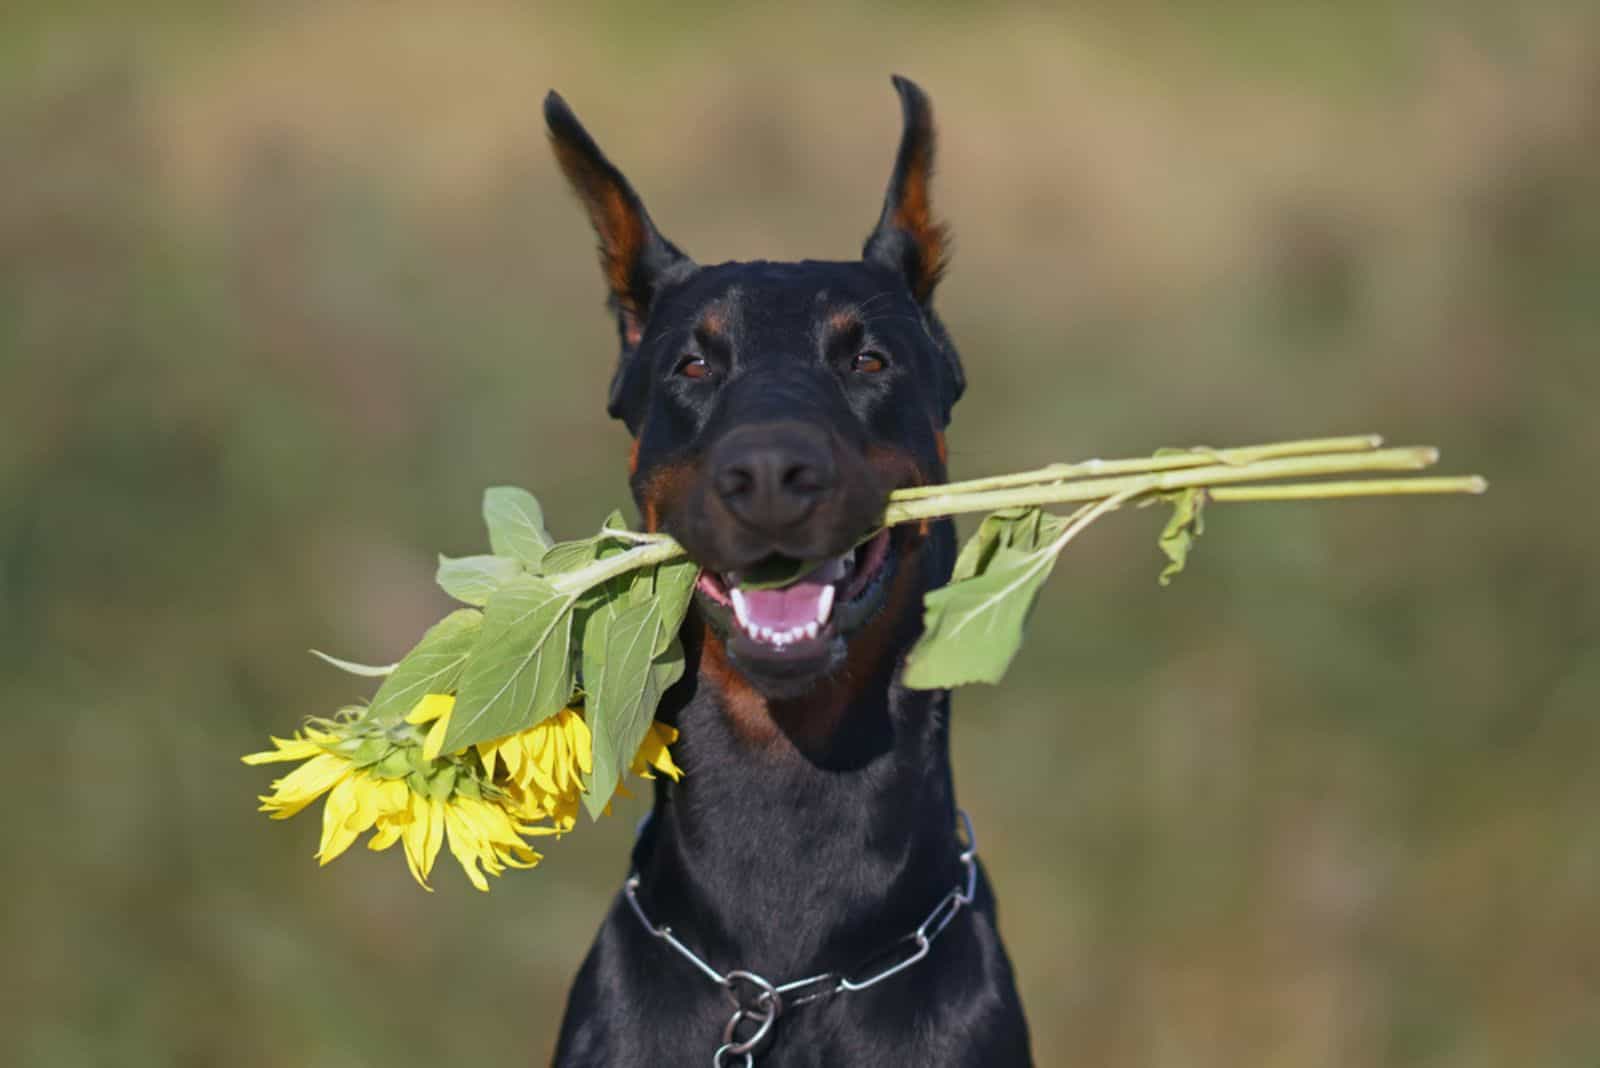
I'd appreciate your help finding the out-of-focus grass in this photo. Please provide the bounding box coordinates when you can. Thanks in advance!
[2,3,1596,1065]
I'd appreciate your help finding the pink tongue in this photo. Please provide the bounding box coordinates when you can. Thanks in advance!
[742,581,827,630]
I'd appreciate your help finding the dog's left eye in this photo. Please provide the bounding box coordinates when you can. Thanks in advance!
[675,356,712,380]
[852,351,888,374]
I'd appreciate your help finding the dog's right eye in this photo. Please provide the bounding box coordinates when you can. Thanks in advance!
[674,356,712,380]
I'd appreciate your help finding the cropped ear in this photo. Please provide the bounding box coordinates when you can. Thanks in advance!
[544,91,694,353]
[862,75,950,305]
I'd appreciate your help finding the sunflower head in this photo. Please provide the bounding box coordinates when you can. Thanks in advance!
[243,696,679,891]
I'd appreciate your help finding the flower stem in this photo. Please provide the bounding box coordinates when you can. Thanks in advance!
[888,434,1386,499]
[548,536,688,597]
[545,441,1484,587]
[881,446,1442,525]
[1208,476,1487,502]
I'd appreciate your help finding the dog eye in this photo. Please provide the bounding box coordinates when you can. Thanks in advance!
[852,351,887,374]
[675,356,712,380]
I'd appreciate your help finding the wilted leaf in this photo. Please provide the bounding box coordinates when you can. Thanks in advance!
[366,609,484,723]
[436,554,523,606]
[483,487,554,568]
[1157,488,1207,587]
[445,575,575,752]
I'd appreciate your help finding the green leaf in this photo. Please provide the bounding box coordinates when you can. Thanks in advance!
[445,574,576,752]
[650,557,700,656]
[436,553,523,606]
[902,513,1071,690]
[309,650,397,677]
[349,738,390,768]
[1157,488,1207,587]
[651,635,687,696]
[542,523,640,577]
[950,507,1035,582]
[483,486,554,568]
[737,555,815,590]
[581,598,664,819]
[428,764,458,801]
[366,609,484,723]
[540,534,611,576]
[373,748,414,780]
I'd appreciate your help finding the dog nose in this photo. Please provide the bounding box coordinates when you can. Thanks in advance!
[710,423,837,535]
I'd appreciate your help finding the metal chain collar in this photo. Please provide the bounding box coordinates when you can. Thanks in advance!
[622,810,979,1068]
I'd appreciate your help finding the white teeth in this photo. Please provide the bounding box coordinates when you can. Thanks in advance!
[735,618,822,647]
[816,585,835,624]
[730,587,750,629]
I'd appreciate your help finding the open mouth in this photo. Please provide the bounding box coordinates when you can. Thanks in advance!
[694,529,896,664]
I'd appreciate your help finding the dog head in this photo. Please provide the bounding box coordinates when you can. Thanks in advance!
[546,77,963,697]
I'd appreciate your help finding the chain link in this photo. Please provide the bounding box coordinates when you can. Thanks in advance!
[623,810,978,1066]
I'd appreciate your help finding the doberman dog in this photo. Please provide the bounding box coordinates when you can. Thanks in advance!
[546,77,1033,1067]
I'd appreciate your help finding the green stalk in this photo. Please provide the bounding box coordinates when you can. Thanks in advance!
[1208,476,1487,502]
[889,434,1386,499]
[881,446,1441,525]
[548,536,687,597]
[546,443,1483,588]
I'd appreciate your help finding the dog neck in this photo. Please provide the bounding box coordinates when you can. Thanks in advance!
[630,525,965,982]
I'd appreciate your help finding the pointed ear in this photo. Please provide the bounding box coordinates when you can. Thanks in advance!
[862,75,950,305]
[544,91,693,350]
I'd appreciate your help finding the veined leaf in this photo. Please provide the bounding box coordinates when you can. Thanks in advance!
[365,609,484,723]
[650,557,700,656]
[445,575,575,752]
[436,553,523,606]
[483,487,554,568]
[1157,488,1207,586]
[582,598,664,819]
[903,520,1070,690]
[309,650,397,677]
[950,507,1040,582]
[542,529,635,576]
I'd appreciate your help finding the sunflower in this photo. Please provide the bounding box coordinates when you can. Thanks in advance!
[243,696,680,891]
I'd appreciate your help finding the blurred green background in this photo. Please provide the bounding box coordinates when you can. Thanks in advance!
[3,2,1596,1065]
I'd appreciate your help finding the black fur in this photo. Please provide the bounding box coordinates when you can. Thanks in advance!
[547,77,1033,1067]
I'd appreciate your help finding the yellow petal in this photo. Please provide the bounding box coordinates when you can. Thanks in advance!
[477,741,498,781]
[406,693,456,726]
[241,734,325,765]
[368,819,404,851]
[630,722,683,783]
[566,710,594,777]
[497,736,522,781]
[260,754,350,819]
[364,781,413,851]
[401,793,445,891]
[317,776,362,864]
[444,803,491,892]
[421,713,451,762]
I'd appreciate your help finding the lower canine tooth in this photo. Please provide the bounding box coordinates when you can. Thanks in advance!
[730,587,750,628]
[816,585,836,624]
[803,621,819,640]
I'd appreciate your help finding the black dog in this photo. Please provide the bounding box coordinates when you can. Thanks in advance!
[547,77,1033,1067]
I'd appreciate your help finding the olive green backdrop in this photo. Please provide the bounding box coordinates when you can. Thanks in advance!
[3,3,1595,1065]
